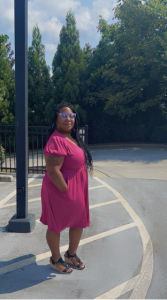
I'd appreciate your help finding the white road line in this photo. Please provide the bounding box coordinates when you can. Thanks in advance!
[28,184,105,190]
[89,185,105,190]
[89,199,121,209]
[3,198,41,208]
[93,177,153,300]
[0,176,38,208]
[0,223,136,276]
[0,175,153,299]
[28,184,42,188]
[0,185,105,209]
[95,274,140,299]
[34,199,121,223]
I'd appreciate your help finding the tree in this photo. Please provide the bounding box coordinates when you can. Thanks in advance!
[50,10,87,125]
[28,25,53,126]
[0,35,15,125]
[85,0,167,123]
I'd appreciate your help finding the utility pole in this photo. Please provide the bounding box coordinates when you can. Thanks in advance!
[8,0,35,232]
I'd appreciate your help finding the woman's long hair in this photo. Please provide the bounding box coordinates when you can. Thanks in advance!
[49,102,93,175]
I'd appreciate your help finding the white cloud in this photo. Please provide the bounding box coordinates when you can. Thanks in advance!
[45,43,57,53]
[75,0,117,44]
[0,0,14,33]
[0,0,118,66]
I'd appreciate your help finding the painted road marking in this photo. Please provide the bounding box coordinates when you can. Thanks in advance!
[28,184,42,188]
[0,176,153,299]
[35,199,121,223]
[0,175,38,208]
[93,177,153,300]
[0,185,105,209]
[3,198,120,209]
[95,274,140,299]
[0,222,136,276]
[2,198,41,208]
[28,184,105,190]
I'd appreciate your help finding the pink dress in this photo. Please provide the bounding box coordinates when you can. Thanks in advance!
[40,130,90,234]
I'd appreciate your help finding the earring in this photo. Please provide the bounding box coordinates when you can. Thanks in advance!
[56,123,59,130]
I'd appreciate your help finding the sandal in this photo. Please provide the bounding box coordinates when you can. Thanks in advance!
[64,250,85,270]
[50,257,73,274]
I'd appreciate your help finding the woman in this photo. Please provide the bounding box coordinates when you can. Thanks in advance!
[40,102,93,274]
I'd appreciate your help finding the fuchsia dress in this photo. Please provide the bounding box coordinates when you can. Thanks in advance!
[40,130,90,234]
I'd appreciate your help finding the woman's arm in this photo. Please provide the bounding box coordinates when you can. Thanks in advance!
[45,155,67,192]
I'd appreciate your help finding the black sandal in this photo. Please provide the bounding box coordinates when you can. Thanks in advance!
[64,250,85,270]
[50,257,73,274]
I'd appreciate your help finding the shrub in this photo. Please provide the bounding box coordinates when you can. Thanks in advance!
[0,144,5,167]
[150,125,167,143]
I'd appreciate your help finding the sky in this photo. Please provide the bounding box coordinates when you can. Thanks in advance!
[0,0,117,69]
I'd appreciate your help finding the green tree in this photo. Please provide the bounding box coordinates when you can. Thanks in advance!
[0,35,15,124]
[28,25,53,126]
[50,10,87,125]
[85,0,167,126]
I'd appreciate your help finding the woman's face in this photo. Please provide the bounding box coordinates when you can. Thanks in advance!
[56,106,75,133]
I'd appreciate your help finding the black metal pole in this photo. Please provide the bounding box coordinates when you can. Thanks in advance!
[8,0,35,232]
[15,0,28,218]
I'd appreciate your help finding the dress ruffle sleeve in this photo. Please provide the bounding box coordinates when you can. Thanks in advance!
[43,135,67,156]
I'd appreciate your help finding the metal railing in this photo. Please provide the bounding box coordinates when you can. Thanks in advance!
[0,125,88,174]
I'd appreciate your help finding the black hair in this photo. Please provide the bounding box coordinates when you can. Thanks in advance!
[49,102,93,175]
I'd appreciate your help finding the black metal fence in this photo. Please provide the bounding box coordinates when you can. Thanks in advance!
[0,125,88,174]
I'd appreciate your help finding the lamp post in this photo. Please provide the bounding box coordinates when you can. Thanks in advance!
[8,0,35,232]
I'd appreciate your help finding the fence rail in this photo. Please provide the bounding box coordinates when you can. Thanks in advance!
[0,125,88,174]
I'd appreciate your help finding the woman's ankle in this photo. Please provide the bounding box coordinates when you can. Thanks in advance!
[52,254,61,262]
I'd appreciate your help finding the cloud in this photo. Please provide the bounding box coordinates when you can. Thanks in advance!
[0,0,118,66]
[45,43,57,53]
[0,0,14,33]
[29,17,63,44]
[75,0,117,44]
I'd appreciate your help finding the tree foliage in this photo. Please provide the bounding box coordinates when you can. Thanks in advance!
[50,10,87,125]
[1,2,167,143]
[28,25,53,125]
[0,35,15,124]
[85,0,167,122]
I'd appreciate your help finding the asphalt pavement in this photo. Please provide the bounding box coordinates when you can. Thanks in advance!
[0,144,167,299]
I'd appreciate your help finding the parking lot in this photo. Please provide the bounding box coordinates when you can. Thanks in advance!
[0,144,167,299]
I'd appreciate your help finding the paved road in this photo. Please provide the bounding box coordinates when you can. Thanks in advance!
[0,144,167,299]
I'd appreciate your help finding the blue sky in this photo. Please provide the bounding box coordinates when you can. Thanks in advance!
[1,0,117,69]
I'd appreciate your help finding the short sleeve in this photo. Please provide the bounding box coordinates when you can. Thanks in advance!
[43,135,67,156]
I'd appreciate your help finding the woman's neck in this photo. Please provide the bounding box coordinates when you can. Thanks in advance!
[57,128,71,137]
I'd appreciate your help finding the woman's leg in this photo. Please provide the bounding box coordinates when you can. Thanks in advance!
[65,227,84,269]
[46,229,72,272]
[68,227,83,254]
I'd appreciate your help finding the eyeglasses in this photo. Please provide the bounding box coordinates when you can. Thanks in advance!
[58,113,76,119]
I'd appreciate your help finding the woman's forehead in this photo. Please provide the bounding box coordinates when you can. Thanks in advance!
[59,107,73,113]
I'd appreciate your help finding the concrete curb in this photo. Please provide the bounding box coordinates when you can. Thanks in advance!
[0,175,14,182]
[88,143,167,149]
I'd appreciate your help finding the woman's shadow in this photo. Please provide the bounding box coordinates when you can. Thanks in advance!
[0,253,60,294]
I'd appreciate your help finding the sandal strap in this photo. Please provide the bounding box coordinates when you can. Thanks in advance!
[51,256,69,272]
[66,251,83,266]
